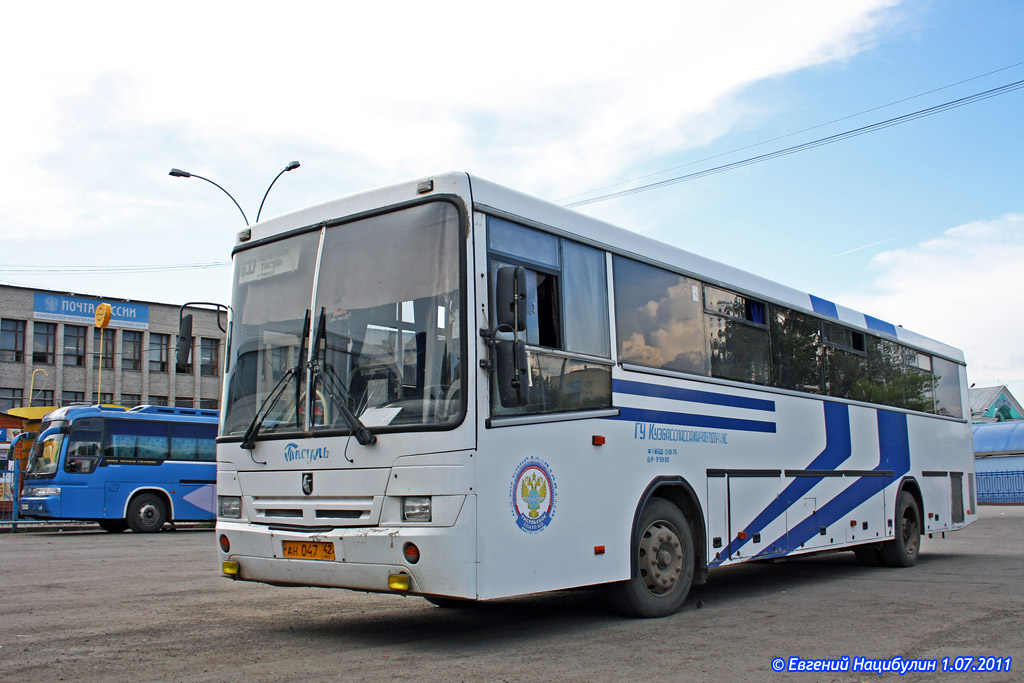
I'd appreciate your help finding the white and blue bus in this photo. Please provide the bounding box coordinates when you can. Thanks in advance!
[209,173,974,617]
[20,405,218,532]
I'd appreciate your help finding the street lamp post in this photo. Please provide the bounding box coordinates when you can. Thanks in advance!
[169,161,301,225]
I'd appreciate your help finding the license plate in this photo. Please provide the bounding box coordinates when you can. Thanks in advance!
[282,540,336,561]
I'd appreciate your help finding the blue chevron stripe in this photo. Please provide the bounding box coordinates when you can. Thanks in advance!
[709,402,851,565]
[752,410,910,559]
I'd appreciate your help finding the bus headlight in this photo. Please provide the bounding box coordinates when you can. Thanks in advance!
[31,487,62,496]
[218,496,242,519]
[402,496,432,522]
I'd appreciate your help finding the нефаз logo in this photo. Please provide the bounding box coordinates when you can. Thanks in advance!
[283,442,330,463]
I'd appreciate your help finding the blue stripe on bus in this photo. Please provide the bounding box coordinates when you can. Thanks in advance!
[751,410,910,559]
[613,406,776,433]
[864,314,898,337]
[612,379,776,413]
[809,295,839,319]
[711,402,851,563]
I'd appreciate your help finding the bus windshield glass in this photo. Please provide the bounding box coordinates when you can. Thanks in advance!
[26,432,64,476]
[221,201,464,438]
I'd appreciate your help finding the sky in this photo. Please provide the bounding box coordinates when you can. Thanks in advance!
[1,0,1022,401]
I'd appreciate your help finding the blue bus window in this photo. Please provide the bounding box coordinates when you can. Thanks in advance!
[106,420,169,461]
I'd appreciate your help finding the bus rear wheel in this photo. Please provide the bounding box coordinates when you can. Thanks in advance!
[607,498,694,618]
[98,519,128,533]
[879,491,921,567]
[127,493,167,533]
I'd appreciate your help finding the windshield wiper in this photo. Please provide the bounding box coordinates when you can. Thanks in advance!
[309,307,377,446]
[240,366,296,450]
[240,309,311,450]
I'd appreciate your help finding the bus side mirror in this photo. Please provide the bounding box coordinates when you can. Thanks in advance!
[495,265,527,331]
[495,338,529,407]
[176,313,194,368]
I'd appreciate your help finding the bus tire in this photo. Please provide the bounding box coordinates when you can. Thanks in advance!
[879,491,921,568]
[607,498,694,618]
[98,519,128,533]
[127,493,167,533]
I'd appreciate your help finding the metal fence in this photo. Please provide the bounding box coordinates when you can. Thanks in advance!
[977,469,1024,504]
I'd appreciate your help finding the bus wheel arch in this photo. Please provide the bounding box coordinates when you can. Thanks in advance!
[607,478,706,618]
[126,490,170,533]
[880,478,923,567]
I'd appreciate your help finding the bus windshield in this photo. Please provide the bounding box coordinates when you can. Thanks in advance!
[26,432,64,477]
[221,201,464,438]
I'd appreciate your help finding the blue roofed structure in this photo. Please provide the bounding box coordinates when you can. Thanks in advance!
[973,422,1024,504]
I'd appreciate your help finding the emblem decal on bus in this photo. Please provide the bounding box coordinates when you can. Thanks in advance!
[302,472,313,496]
[510,458,557,534]
[283,442,330,464]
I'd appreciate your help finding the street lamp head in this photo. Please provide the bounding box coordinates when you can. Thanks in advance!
[169,168,192,178]
[285,160,300,172]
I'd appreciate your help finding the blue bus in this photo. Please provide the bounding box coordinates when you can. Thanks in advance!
[19,405,218,532]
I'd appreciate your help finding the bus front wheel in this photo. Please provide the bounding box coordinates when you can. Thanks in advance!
[127,493,167,533]
[879,491,921,567]
[607,498,694,618]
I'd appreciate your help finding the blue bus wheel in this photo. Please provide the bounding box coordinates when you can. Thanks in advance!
[127,493,167,533]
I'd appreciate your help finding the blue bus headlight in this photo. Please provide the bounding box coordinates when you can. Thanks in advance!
[218,496,242,519]
[31,487,62,496]
[402,496,431,522]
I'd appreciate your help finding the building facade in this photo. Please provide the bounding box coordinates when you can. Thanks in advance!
[0,285,225,412]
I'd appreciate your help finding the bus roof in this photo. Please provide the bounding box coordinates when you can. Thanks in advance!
[242,171,964,363]
[42,404,219,424]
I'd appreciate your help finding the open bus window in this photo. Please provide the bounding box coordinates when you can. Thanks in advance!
[489,217,612,417]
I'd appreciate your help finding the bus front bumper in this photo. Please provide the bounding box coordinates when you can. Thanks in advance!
[216,495,476,599]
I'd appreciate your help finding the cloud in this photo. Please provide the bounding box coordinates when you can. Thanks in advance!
[842,213,1024,392]
[0,0,901,241]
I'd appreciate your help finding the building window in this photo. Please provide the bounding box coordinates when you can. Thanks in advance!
[1,319,26,363]
[93,329,115,369]
[93,391,113,404]
[63,325,87,366]
[120,393,142,407]
[175,397,194,408]
[148,395,168,406]
[62,391,85,405]
[33,322,58,365]
[0,388,23,411]
[176,335,193,374]
[149,333,170,372]
[122,331,143,372]
[200,398,218,410]
[31,389,54,407]
[200,338,219,377]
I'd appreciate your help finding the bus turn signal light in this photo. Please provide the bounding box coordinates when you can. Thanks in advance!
[592,435,605,446]
[219,534,230,552]
[737,531,747,540]
[403,543,421,564]
[388,573,411,591]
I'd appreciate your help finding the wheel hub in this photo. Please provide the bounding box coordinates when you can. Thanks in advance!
[639,521,684,595]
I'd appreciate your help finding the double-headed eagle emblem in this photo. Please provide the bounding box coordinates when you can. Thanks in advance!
[520,472,547,519]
